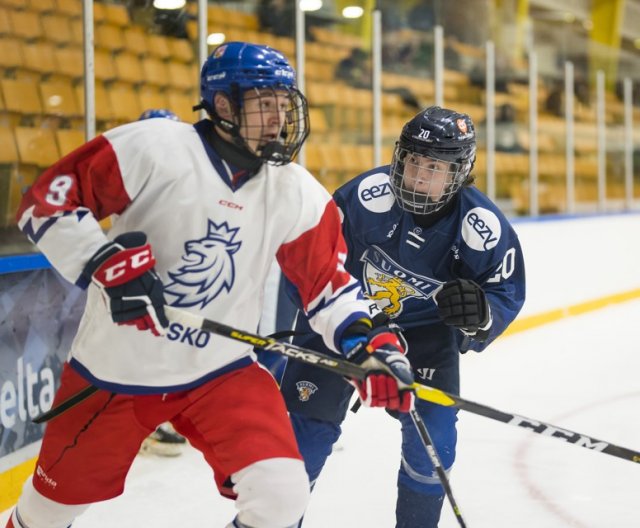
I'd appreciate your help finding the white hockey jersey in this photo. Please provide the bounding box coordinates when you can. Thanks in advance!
[17,118,373,393]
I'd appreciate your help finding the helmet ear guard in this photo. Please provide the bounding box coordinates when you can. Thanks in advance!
[390,106,477,215]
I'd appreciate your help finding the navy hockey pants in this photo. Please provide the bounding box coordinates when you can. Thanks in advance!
[280,323,460,527]
[289,397,458,496]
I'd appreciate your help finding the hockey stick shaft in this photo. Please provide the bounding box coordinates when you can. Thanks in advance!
[166,307,640,465]
[33,306,640,466]
[32,384,99,424]
[410,409,468,527]
[412,385,640,464]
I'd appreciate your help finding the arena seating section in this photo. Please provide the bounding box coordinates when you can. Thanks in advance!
[1,0,638,227]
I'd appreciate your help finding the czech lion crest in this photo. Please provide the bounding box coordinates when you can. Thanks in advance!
[164,220,242,308]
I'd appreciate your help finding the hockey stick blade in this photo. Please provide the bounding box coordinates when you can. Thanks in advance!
[165,307,640,465]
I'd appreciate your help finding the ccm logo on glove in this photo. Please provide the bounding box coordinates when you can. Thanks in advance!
[82,232,169,336]
[93,246,154,286]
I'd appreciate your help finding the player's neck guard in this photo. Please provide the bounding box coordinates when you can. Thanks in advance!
[411,192,459,228]
[206,121,263,173]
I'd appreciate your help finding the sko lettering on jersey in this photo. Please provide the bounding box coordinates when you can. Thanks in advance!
[167,322,211,348]
[95,246,155,287]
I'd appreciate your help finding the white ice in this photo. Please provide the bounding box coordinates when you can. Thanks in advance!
[2,299,639,527]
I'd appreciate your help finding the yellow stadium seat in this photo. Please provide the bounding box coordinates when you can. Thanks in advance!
[113,52,141,85]
[274,37,295,57]
[56,129,86,157]
[166,92,197,122]
[185,20,197,41]
[139,87,170,113]
[147,34,171,60]
[1,78,43,116]
[207,5,230,28]
[76,82,115,123]
[40,80,81,118]
[167,61,198,91]
[168,37,194,64]
[239,12,260,31]
[92,3,107,25]
[95,50,118,82]
[123,27,149,57]
[306,61,335,83]
[41,14,73,45]
[15,127,60,166]
[28,0,57,13]
[359,145,374,168]
[308,108,328,136]
[0,36,23,72]
[54,46,84,79]
[95,24,125,53]
[303,143,324,175]
[70,18,83,44]
[142,57,169,88]
[8,9,42,40]
[338,144,363,176]
[104,3,130,27]
[381,145,395,166]
[107,85,142,122]
[305,81,339,108]
[1,0,26,8]
[21,41,57,76]
[0,7,11,35]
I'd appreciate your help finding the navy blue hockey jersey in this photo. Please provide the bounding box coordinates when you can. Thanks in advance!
[333,166,526,352]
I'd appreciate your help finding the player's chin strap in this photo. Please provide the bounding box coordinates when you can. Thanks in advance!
[33,307,640,468]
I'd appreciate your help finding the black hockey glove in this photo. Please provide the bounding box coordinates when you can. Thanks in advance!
[80,232,169,336]
[435,278,492,341]
[341,317,414,413]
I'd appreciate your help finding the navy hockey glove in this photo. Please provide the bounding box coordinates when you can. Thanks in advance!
[435,278,492,341]
[341,319,414,413]
[81,232,169,336]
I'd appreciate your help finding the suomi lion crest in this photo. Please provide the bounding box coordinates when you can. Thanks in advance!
[164,220,242,308]
[367,275,417,316]
[360,246,441,317]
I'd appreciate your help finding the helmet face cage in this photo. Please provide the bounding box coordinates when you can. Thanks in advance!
[390,106,476,215]
[200,42,310,165]
[235,85,309,165]
[390,146,472,215]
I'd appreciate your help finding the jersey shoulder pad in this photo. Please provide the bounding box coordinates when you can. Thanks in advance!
[457,187,516,254]
[334,165,393,215]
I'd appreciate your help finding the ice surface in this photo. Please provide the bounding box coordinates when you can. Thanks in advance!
[2,301,639,527]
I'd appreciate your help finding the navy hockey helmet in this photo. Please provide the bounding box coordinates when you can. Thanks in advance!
[139,108,180,121]
[390,106,476,215]
[198,41,310,165]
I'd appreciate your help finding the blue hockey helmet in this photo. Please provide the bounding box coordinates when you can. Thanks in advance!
[390,106,476,215]
[138,108,180,121]
[198,41,309,165]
